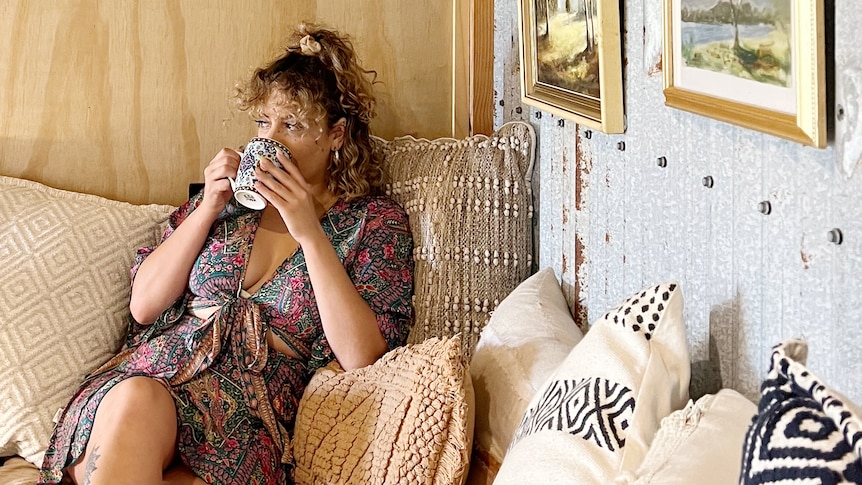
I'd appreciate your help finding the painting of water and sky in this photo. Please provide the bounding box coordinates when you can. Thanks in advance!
[680,0,792,88]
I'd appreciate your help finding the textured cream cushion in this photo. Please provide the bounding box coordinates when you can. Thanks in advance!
[0,176,173,466]
[469,267,583,464]
[292,336,473,485]
[623,389,756,484]
[494,283,690,484]
[376,121,536,359]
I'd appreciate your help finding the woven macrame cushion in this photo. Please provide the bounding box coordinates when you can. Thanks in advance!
[740,339,862,484]
[375,121,535,359]
[0,176,172,466]
[292,336,472,485]
[494,282,691,484]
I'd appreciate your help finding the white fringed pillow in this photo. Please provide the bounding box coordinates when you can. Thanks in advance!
[292,336,473,485]
[470,268,583,466]
[0,176,172,466]
[376,121,536,359]
[494,283,691,484]
[624,389,756,485]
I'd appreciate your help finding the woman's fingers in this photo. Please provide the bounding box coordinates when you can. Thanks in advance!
[201,148,242,210]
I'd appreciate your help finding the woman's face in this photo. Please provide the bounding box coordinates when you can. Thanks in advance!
[252,95,342,188]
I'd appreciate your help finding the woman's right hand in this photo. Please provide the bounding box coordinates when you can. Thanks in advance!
[200,148,241,216]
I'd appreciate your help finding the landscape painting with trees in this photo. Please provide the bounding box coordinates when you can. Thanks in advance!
[533,0,600,98]
[680,0,792,87]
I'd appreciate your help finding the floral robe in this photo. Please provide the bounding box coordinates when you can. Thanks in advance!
[38,194,415,485]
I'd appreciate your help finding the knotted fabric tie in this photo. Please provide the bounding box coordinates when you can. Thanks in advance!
[174,295,284,457]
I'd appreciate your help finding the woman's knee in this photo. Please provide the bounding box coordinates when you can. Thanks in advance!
[98,376,176,425]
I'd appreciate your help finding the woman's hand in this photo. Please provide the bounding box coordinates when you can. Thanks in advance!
[253,153,324,243]
[201,148,241,216]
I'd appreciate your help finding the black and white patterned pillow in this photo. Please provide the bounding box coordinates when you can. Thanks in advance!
[740,339,862,484]
[494,283,690,484]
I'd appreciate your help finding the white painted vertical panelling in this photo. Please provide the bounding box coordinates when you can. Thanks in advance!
[496,0,862,404]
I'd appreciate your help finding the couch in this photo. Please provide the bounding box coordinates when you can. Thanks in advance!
[2,121,861,485]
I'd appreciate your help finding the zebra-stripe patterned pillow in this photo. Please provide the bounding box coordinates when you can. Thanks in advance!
[740,339,862,484]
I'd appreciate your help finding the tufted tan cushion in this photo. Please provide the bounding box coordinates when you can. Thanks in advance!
[375,121,536,359]
[0,176,173,466]
[292,336,473,485]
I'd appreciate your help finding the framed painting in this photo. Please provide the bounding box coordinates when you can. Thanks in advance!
[517,0,625,133]
[663,0,826,148]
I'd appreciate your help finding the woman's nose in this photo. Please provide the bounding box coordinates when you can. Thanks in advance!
[260,125,278,139]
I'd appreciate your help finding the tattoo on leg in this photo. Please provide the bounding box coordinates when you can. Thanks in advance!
[83,445,101,485]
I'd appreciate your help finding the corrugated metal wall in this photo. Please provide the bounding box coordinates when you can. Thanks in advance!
[495,0,862,403]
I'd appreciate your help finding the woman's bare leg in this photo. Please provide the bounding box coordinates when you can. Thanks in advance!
[162,463,209,485]
[67,376,179,485]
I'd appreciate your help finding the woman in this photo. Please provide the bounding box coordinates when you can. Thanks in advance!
[39,23,414,485]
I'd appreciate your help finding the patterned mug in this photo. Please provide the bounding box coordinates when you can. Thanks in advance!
[229,137,291,210]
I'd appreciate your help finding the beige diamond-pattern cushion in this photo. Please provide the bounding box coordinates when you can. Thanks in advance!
[375,121,536,359]
[0,176,173,466]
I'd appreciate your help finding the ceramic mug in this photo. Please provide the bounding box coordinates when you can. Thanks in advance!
[229,137,291,210]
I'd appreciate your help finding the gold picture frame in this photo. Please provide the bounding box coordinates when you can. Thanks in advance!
[517,0,625,133]
[663,0,825,148]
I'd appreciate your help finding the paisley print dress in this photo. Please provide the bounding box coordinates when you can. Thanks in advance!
[38,194,415,485]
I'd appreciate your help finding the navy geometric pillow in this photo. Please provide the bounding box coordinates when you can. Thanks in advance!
[740,339,862,484]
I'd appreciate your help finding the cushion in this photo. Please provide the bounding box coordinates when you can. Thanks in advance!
[493,282,690,484]
[0,457,40,485]
[740,339,862,484]
[469,267,584,465]
[0,176,173,466]
[622,389,756,484]
[292,336,473,485]
[376,121,536,359]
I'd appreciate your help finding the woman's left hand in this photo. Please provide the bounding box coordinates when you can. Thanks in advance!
[253,153,324,243]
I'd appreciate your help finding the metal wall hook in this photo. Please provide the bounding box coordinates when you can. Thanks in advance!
[702,176,714,188]
[657,156,667,168]
[758,201,772,215]
[827,228,844,245]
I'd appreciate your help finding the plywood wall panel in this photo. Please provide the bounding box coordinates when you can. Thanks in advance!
[0,1,454,205]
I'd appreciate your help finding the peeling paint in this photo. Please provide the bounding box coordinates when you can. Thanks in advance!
[649,57,662,76]
[562,146,568,174]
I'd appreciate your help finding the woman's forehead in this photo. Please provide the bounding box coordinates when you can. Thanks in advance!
[260,93,323,119]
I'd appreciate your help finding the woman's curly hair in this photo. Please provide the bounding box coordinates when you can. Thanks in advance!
[234,23,381,200]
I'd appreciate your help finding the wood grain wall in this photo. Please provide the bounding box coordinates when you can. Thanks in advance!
[0,1,455,206]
